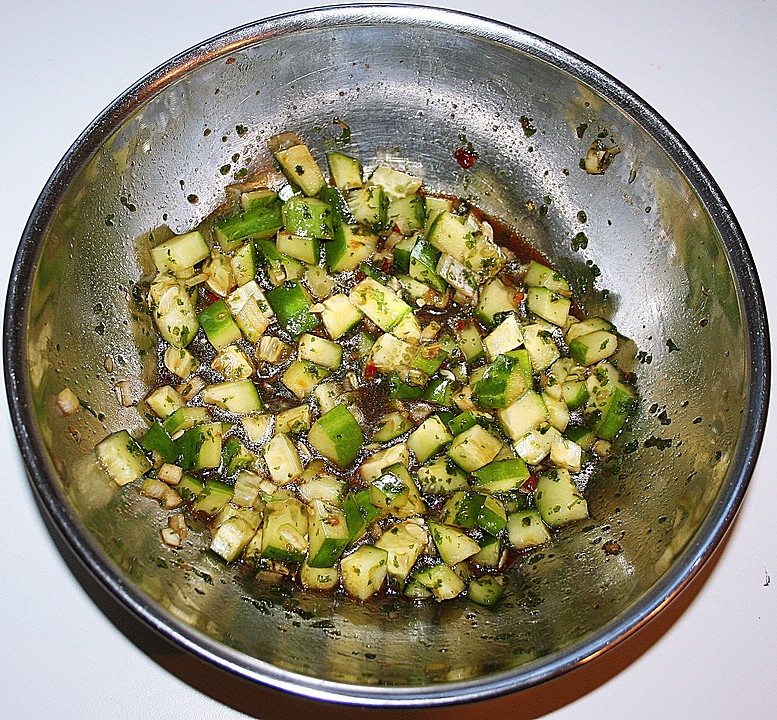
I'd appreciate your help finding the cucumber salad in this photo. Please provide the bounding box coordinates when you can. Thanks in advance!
[91,130,636,606]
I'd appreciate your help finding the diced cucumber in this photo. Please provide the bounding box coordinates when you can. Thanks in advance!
[340,545,389,600]
[447,424,503,472]
[307,405,364,467]
[514,425,558,464]
[565,424,596,450]
[477,495,507,535]
[543,391,570,432]
[534,468,589,527]
[369,165,423,201]
[215,197,283,251]
[475,278,520,328]
[565,316,615,343]
[391,312,422,344]
[275,230,319,265]
[410,562,466,601]
[359,444,410,483]
[506,509,552,550]
[348,277,412,331]
[522,323,561,371]
[407,415,454,464]
[549,434,583,472]
[304,263,337,300]
[387,194,426,231]
[429,521,481,566]
[193,479,233,515]
[199,299,242,350]
[275,404,311,435]
[498,390,548,440]
[281,360,330,399]
[211,344,254,380]
[468,575,505,606]
[440,491,486,530]
[410,333,455,376]
[456,321,485,363]
[471,457,530,493]
[446,411,486,436]
[266,281,319,338]
[177,422,223,471]
[562,379,590,409]
[424,196,454,229]
[231,241,258,287]
[586,362,637,439]
[373,412,413,443]
[148,274,199,349]
[426,211,473,264]
[527,286,571,326]
[95,430,152,486]
[255,239,305,286]
[346,185,387,231]
[568,329,619,366]
[210,517,256,562]
[523,260,570,295]
[163,406,211,437]
[369,463,425,517]
[282,196,334,239]
[300,562,339,591]
[139,421,178,463]
[274,142,327,196]
[409,236,447,292]
[261,497,308,563]
[422,376,454,406]
[298,333,343,369]
[436,253,479,301]
[312,381,339,415]
[417,457,469,495]
[375,520,429,582]
[240,187,278,211]
[484,313,524,360]
[367,333,417,373]
[318,293,363,340]
[326,151,363,191]
[471,353,528,409]
[343,488,383,543]
[201,379,263,415]
[145,384,184,420]
[471,534,502,568]
[326,223,378,272]
[306,500,349,567]
[150,231,210,273]
[230,470,264,507]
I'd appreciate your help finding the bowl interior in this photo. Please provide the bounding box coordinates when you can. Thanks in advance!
[11,8,764,704]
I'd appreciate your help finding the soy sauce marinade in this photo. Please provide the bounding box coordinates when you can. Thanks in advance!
[96,130,636,606]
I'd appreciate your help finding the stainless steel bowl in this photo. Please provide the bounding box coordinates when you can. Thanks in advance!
[4,4,769,707]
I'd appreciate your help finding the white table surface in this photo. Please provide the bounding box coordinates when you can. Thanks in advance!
[1,1,775,718]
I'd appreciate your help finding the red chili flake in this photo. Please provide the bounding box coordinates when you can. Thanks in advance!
[226,57,236,65]
[513,291,526,304]
[381,256,393,273]
[392,224,401,234]
[355,271,366,282]
[623,372,635,382]
[328,516,340,526]
[454,319,466,333]
[522,475,538,493]
[364,363,378,380]
[204,289,221,304]
[454,147,477,169]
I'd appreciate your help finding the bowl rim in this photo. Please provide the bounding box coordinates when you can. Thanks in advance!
[4,2,770,707]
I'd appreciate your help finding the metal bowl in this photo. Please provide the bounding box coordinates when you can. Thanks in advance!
[4,4,769,707]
